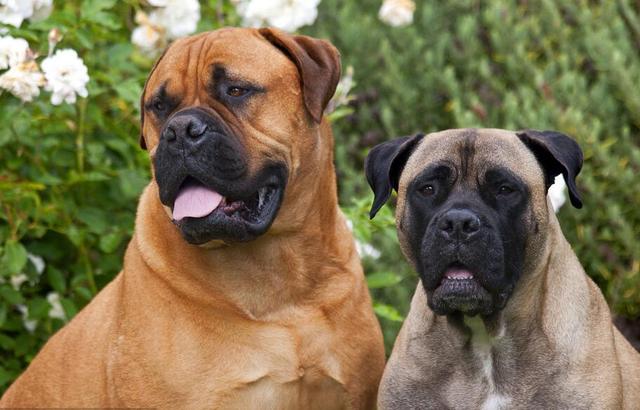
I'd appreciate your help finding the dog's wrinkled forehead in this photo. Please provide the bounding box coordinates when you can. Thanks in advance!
[144,28,297,99]
[399,128,546,193]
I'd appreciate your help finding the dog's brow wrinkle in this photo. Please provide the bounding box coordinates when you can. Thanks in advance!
[458,130,477,181]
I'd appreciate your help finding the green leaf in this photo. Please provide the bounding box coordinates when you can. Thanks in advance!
[27,297,49,320]
[77,207,110,234]
[113,79,143,107]
[0,333,15,350]
[80,0,121,30]
[0,365,14,388]
[119,169,148,199]
[99,230,123,253]
[75,286,93,301]
[0,303,6,327]
[366,271,402,289]
[47,267,67,293]
[0,286,24,305]
[65,225,86,247]
[60,298,78,319]
[2,240,28,275]
[373,302,404,322]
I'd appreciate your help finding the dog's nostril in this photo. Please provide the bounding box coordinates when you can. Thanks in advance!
[188,121,207,139]
[165,126,177,142]
[463,217,480,233]
[438,219,454,233]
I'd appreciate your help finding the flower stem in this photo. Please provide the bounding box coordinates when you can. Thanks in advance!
[75,100,87,174]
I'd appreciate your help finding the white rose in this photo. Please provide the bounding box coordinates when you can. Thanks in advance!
[147,0,169,6]
[378,0,415,27]
[16,304,38,333]
[237,0,320,32]
[0,0,33,27]
[10,273,28,290]
[0,0,53,27]
[149,0,200,39]
[0,60,45,102]
[548,174,567,213]
[41,48,90,105]
[326,65,354,114]
[0,35,29,70]
[132,23,164,52]
[30,0,53,22]
[47,292,67,321]
[27,252,46,274]
[356,240,382,260]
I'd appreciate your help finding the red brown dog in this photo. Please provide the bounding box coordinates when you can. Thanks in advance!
[1,28,385,409]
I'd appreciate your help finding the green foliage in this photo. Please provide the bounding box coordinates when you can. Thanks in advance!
[1,0,639,392]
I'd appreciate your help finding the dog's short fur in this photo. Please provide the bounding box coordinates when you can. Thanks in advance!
[366,128,640,409]
[1,28,385,409]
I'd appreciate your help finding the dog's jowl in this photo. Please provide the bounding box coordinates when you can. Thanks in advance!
[0,28,385,409]
[366,128,640,409]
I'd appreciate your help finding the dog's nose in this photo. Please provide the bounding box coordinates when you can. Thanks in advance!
[162,116,208,144]
[438,209,481,240]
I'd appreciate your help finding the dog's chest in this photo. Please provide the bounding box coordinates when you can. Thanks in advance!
[217,321,350,410]
[438,317,580,410]
[456,317,512,410]
[112,307,350,409]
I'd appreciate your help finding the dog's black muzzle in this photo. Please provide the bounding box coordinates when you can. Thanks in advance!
[153,108,287,245]
[419,204,513,316]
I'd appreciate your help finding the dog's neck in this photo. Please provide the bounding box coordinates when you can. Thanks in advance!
[500,207,592,339]
[126,126,357,318]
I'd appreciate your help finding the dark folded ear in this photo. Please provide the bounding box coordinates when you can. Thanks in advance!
[139,46,171,150]
[259,27,341,123]
[516,129,583,208]
[365,133,424,218]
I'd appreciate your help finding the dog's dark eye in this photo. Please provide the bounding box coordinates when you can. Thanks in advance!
[498,185,514,195]
[226,86,249,97]
[153,101,166,111]
[420,185,435,196]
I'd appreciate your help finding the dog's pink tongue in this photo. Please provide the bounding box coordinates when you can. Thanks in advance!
[172,185,223,221]
[446,269,474,279]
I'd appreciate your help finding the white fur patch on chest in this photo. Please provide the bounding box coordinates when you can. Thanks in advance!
[464,316,511,410]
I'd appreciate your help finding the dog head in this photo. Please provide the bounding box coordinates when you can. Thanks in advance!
[366,128,583,316]
[139,28,340,245]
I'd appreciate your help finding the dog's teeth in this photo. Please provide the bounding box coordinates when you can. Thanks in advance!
[257,187,267,210]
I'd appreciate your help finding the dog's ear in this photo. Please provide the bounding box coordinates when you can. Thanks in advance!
[139,46,172,150]
[516,129,583,208]
[259,27,341,123]
[365,133,425,218]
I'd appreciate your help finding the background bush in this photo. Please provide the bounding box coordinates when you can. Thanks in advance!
[1,0,639,392]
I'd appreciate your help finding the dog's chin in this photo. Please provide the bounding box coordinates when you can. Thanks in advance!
[169,173,286,245]
[424,266,498,317]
